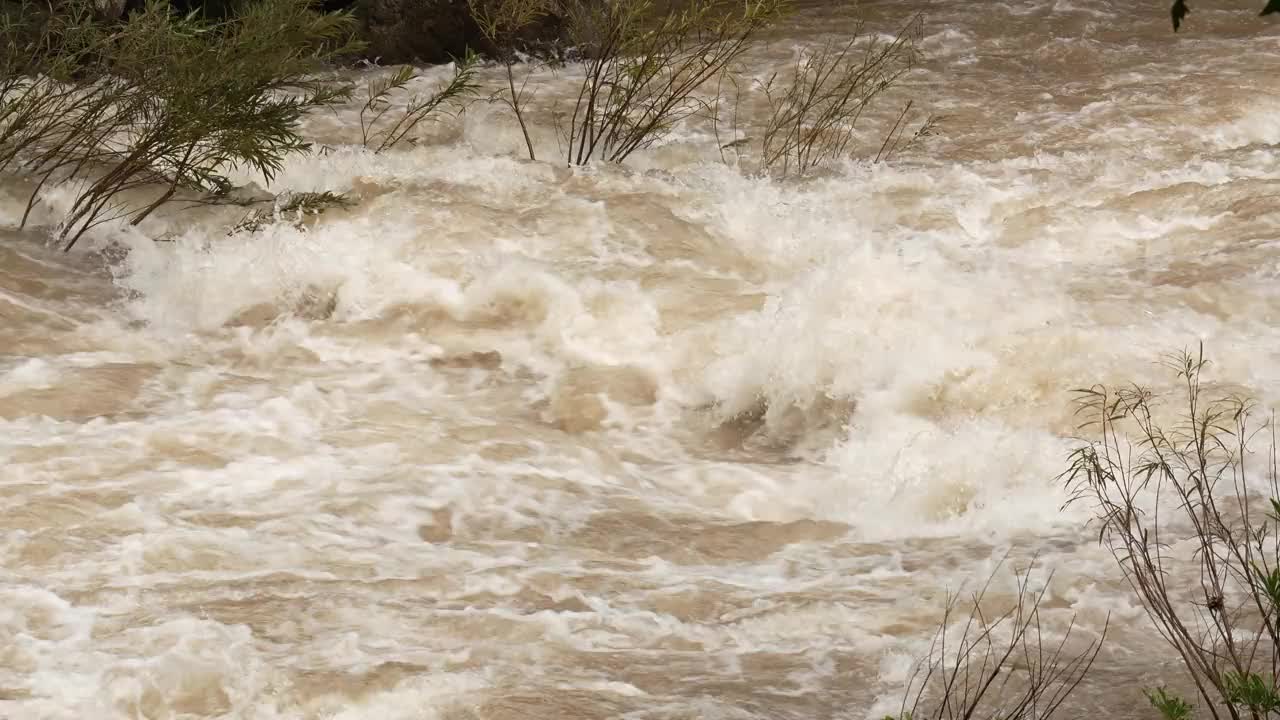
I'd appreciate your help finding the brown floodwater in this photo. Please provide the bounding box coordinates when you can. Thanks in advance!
[3,0,1280,717]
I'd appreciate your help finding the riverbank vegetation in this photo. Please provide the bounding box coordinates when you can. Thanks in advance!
[7,4,1280,720]
[0,0,481,249]
[1062,347,1280,719]
[0,0,929,250]
[880,347,1280,719]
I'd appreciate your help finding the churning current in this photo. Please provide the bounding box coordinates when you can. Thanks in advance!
[3,0,1280,717]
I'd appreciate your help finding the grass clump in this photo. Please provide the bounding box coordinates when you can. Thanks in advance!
[1149,686,1197,720]
[557,0,785,166]
[460,0,929,172]
[753,13,931,177]
[1063,345,1280,719]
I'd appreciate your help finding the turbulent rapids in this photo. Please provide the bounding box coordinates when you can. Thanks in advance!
[3,0,1280,717]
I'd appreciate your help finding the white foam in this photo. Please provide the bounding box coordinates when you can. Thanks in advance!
[6,8,1280,718]
[0,357,59,391]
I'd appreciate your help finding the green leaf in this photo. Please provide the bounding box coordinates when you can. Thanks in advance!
[1223,672,1280,714]
[1145,687,1193,720]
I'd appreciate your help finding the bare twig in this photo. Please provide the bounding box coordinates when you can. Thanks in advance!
[894,556,1107,720]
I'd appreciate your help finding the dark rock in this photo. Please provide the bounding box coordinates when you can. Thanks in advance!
[354,0,567,65]
[356,0,489,65]
[92,0,129,21]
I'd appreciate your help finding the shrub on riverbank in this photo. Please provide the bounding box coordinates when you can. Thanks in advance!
[885,346,1280,719]
[751,13,931,178]
[0,0,480,249]
[465,0,930,172]
[1064,347,1280,719]
[1,0,927,248]
[0,0,364,249]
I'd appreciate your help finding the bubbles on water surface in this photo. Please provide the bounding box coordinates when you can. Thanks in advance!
[3,1,1280,717]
